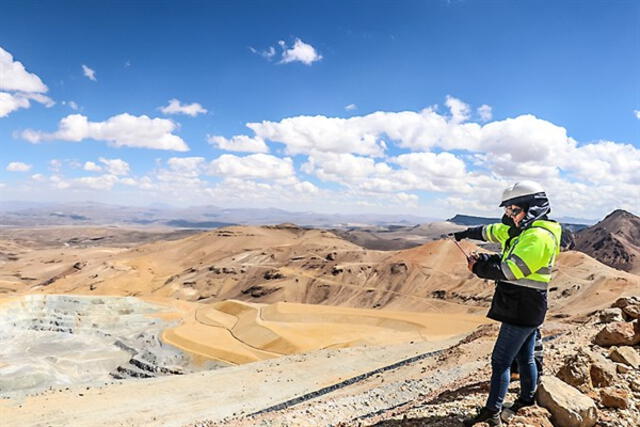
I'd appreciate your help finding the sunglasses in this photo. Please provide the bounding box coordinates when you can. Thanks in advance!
[504,206,523,216]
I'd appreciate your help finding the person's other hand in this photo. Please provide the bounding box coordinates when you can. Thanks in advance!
[467,252,479,271]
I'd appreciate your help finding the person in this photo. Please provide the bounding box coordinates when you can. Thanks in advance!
[453,181,562,426]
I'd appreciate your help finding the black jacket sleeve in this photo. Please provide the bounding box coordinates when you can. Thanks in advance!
[453,226,484,241]
[472,253,507,281]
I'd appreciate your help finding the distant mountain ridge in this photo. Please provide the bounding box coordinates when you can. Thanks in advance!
[0,201,436,228]
[574,209,640,274]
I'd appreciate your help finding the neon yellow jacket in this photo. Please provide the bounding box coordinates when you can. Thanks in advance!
[481,220,562,290]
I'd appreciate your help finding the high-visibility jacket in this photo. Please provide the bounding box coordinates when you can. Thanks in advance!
[474,219,562,326]
[482,220,562,291]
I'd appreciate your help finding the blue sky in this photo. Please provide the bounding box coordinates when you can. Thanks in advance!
[0,0,638,219]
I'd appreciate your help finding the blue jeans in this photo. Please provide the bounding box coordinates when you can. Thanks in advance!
[486,322,538,412]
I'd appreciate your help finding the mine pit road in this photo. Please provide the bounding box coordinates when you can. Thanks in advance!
[1,338,462,427]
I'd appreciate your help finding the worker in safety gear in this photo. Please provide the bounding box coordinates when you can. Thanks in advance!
[455,181,561,426]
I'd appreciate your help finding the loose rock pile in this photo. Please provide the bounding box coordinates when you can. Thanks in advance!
[533,296,640,426]
[369,297,640,427]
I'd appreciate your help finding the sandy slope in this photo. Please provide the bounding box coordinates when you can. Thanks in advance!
[158,299,490,364]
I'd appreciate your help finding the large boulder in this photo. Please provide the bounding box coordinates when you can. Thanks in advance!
[612,296,639,309]
[622,304,640,320]
[556,349,617,392]
[509,405,554,427]
[589,359,617,388]
[556,350,594,393]
[599,387,630,409]
[608,346,640,369]
[536,376,598,427]
[593,320,640,346]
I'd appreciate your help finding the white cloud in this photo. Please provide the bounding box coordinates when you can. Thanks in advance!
[445,95,470,123]
[302,152,391,182]
[208,154,295,179]
[31,173,45,182]
[0,47,53,118]
[635,110,640,119]
[167,157,205,176]
[0,46,48,93]
[279,39,322,65]
[345,104,357,111]
[83,161,102,172]
[76,174,119,190]
[82,64,96,81]
[250,46,276,60]
[477,104,492,121]
[20,113,189,151]
[6,161,32,172]
[62,100,79,111]
[159,99,207,117]
[246,114,389,156]
[0,92,30,117]
[99,158,130,176]
[208,134,269,153]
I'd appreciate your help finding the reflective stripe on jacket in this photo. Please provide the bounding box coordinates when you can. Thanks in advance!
[482,220,561,291]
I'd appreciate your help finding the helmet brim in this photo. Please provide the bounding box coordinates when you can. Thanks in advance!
[499,192,548,207]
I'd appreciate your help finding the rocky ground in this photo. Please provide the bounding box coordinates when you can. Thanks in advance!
[199,297,640,427]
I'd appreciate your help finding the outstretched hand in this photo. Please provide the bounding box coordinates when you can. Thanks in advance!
[451,230,469,241]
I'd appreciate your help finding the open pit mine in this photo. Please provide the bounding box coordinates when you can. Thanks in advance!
[1,220,639,426]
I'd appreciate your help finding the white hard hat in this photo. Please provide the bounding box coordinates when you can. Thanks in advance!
[500,181,547,207]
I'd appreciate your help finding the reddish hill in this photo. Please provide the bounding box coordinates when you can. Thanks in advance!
[574,209,640,274]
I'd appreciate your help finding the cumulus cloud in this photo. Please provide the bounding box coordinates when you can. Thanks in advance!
[345,104,357,111]
[254,38,322,65]
[0,47,48,92]
[635,110,640,119]
[6,161,32,172]
[0,46,53,117]
[82,64,96,81]
[99,158,130,176]
[208,154,295,179]
[19,113,189,151]
[208,134,269,153]
[83,161,102,172]
[445,95,471,123]
[167,157,205,176]
[159,99,207,117]
[478,104,492,121]
[279,38,323,65]
[0,92,30,117]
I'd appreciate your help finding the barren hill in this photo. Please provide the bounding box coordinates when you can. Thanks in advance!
[4,224,638,318]
[574,209,640,274]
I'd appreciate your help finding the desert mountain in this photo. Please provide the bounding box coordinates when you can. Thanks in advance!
[332,221,466,251]
[574,209,640,274]
[4,224,638,318]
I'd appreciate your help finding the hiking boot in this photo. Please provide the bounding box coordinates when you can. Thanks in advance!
[463,406,502,426]
[501,397,535,422]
